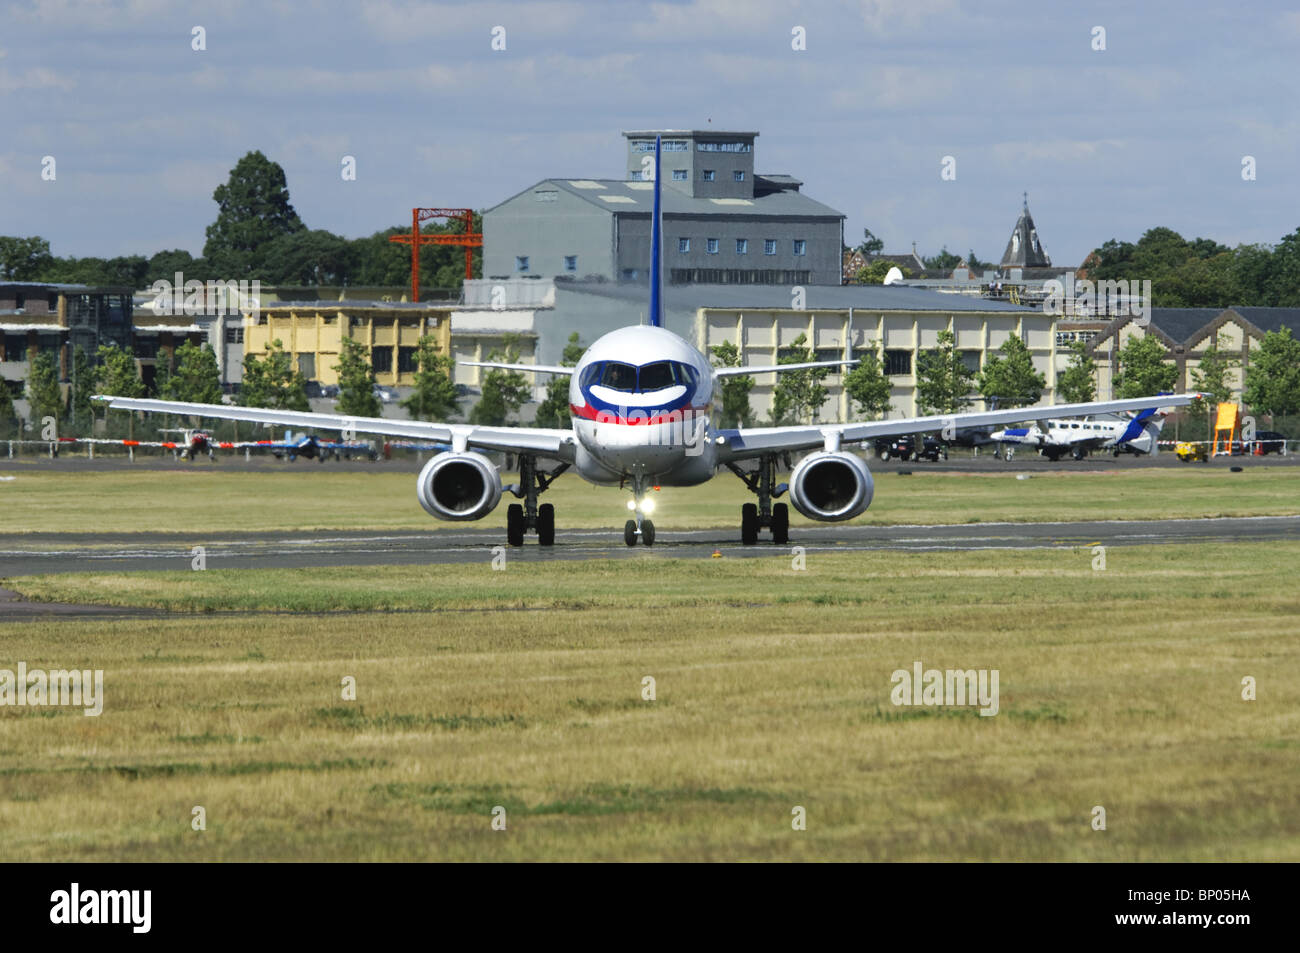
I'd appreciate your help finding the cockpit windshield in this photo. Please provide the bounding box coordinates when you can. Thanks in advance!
[599,362,638,392]
[637,361,678,391]
[585,359,697,395]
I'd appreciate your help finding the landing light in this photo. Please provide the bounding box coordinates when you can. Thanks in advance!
[627,500,637,511]
[642,498,656,514]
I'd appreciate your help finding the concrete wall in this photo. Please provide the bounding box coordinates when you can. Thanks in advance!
[483,186,614,280]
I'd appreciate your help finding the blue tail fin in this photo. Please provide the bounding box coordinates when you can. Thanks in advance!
[649,134,663,327]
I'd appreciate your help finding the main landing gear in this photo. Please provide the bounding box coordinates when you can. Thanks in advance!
[623,477,657,546]
[726,453,790,545]
[505,455,569,547]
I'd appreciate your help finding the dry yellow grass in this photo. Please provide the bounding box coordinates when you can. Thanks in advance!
[0,464,1296,534]
[2,543,1297,861]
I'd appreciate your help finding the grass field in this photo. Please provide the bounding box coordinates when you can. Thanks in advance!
[0,464,1297,534]
[2,542,1298,861]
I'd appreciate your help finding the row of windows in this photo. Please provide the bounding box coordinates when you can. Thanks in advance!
[879,350,982,376]
[628,140,750,153]
[679,238,805,256]
[631,139,688,152]
[667,268,811,285]
[632,169,745,182]
[371,347,421,374]
[516,256,580,273]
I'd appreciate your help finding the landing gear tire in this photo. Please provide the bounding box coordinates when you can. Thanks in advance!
[771,503,789,545]
[1071,447,1086,461]
[624,520,638,547]
[741,503,759,545]
[537,503,555,546]
[641,519,655,546]
[878,449,890,462]
[507,504,525,547]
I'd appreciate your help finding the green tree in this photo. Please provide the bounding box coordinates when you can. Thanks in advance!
[203,151,306,279]
[1242,326,1300,417]
[1113,334,1178,399]
[854,228,884,256]
[26,351,64,428]
[1189,342,1238,406]
[70,347,97,434]
[854,259,910,284]
[1266,228,1300,307]
[0,236,55,280]
[841,343,892,419]
[709,339,755,429]
[923,247,962,271]
[915,329,974,415]
[769,332,828,425]
[534,332,583,429]
[468,336,530,426]
[1056,340,1097,404]
[262,229,357,286]
[146,248,199,284]
[401,335,460,421]
[966,249,993,272]
[334,336,382,418]
[161,340,223,405]
[95,344,145,399]
[0,380,17,438]
[240,339,309,411]
[976,334,1046,408]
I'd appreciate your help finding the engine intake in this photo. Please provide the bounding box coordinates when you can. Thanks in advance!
[416,451,502,521]
[788,451,874,522]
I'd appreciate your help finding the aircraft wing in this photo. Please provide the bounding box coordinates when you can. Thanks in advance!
[92,396,575,459]
[715,394,1200,462]
[715,359,858,377]
[460,361,573,376]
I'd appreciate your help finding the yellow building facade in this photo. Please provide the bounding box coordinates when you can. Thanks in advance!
[241,303,453,387]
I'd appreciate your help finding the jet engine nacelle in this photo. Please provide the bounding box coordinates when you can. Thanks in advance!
[788,450,874,522]
[416,451,502,521]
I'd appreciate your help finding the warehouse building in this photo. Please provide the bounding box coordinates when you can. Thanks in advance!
[1086,306,1300,402]
[241,301,453,390]
[457,278,1054,421]
[483,129,845,286]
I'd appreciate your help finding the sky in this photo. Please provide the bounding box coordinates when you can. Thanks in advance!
[3,0,1299,269]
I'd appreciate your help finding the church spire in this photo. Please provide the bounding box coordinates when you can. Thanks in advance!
[1000,195,1051,268]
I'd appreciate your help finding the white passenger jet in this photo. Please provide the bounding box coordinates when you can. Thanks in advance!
[95,137,1199,546]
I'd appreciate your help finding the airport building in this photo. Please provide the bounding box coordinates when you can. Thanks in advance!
[483,129,845,286]
[1086,306,1300,402]
[0,281,135,411]
[241,301,453,389]
[456,278,1058,421]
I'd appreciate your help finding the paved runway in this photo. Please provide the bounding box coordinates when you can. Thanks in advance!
[2,515,1297,576]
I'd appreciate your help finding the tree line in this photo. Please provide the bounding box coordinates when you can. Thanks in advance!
[0,151,481,292]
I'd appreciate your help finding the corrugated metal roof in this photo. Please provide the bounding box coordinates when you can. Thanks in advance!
[504,178,844,219]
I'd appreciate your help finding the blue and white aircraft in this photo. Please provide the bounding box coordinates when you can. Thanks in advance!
[989,407,1169,461]
[96,137,1199,547]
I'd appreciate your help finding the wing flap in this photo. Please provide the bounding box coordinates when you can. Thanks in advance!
[718,395,1200,461]
[92,396,574,458]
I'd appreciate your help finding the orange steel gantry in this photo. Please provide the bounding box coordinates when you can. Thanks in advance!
[388,208,482,302]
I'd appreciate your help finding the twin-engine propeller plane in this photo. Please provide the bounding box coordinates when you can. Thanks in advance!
[96,137,1199,547]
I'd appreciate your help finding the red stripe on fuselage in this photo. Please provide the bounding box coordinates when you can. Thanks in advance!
[570,403,710,426]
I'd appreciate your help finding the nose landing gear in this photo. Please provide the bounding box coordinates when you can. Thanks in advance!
[623,479,657,546]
